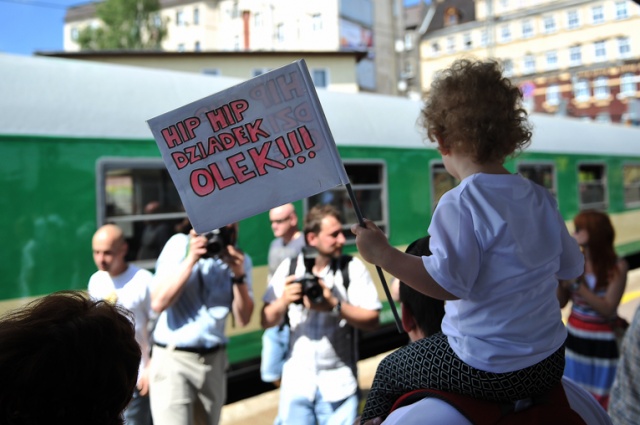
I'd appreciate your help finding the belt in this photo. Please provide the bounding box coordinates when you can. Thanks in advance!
[154,342,224,355]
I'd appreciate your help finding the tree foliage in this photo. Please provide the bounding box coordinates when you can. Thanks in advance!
[78,0,167,50]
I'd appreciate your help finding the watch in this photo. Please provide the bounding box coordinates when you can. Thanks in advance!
[332,300,342,316]
[231,274,246,284]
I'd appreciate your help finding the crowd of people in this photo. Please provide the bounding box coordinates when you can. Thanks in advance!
[1,58,638,425]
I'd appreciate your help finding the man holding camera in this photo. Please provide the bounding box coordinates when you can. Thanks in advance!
[261,205,381,425]
[149,222,254,425]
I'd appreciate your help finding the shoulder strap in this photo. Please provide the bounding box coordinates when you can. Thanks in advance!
[338,254,352,291]
[280,255,299,331]
[288,254,298,276]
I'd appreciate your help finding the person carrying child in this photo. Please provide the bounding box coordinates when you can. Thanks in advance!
[351,58,585,423]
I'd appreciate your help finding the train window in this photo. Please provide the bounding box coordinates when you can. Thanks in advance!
[430,162,459,212]
[97,158,189,269]
[578,163,608,210]
[306,162,387,242]
[518,163,557,198]
[623,164,640,208]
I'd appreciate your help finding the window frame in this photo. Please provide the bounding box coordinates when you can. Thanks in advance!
[430,161,459,213]
[517,162,558,200]
[623,163,640,208]
[96,157,190,269]
[569,45,582,67]
[304,160,389,243]
[594,76,610,99]
[567,9,580,29]
[592,5,605,24]
[578,162,608,211]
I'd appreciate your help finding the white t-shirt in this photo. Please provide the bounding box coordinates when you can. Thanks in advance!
[382,377,612,425]
[88,264,153,377]
[423,173,584,372]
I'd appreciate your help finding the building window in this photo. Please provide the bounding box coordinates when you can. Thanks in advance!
[176,10,185,26]
[312,13,322,31]
[543,15,556,33]
[569,45,582,67]
[567,10,580,29]
[594,76,610,99]
[620,73,637,96]
[194,41,201,51]
[592,5,605,24]
[462,32,472,50]
[594,40,606,61]
[447,36,455,53]
[405,33,414,50]
[523,54,536,74]
[546,50,558,70]
[500,24,511,43]
[546,84,561,105]
[71,27,79,41]
[307,162,387,241]
[252,68,270,77]
[503,59,513,77]
[521,19,534,38]
[254,12,263,27]
[618,36,631,58]
[276,23,285,43]
[96,159,188,268]
[518,163,557,198]
[431,42,440,56]
[444,7,460,26]
[578,163,607,210]
[202,68,220,76]
[431,163,459,212]
[193,8,199,25]
[615,1,629,20]
[480,29,488,47]
[574,78,590,101]
[312,69,328,88]
[623,164,640,207]
[177,43,185,52]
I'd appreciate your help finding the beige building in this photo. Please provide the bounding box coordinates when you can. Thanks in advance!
[62,0,406,95]
[37,50,366,93]
[417,0,640,123]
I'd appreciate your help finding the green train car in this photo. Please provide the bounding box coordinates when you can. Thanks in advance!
[2,54,640,369]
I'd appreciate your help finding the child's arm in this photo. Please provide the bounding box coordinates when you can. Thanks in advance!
[351,220,459,301]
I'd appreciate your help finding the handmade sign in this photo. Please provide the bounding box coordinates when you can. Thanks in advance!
[147,60,349,233]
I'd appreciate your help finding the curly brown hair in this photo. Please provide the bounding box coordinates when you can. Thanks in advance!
[420,58,532,164]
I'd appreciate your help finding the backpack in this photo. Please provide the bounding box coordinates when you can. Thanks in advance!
[389,383,586,425]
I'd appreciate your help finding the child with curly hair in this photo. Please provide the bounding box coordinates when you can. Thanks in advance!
[352,58,585,423]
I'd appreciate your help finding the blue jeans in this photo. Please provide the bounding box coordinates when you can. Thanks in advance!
[260,325,290,383]
[125,388,152,425]
[280,388,359,425]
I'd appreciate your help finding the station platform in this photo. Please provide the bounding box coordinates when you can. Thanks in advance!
[220,268,640,425]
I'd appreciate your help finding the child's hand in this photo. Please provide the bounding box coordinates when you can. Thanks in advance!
[351,219,390,266]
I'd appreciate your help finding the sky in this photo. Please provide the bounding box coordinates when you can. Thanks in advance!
[0,0,426,57]
[0,0,83,56]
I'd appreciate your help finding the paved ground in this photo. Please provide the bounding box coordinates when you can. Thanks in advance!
[220,268,640,425]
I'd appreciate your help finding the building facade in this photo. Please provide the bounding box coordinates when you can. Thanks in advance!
[63,0,406,95]
[417,0,640,124]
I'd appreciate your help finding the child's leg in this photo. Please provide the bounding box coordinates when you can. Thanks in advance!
[360,333,565,423]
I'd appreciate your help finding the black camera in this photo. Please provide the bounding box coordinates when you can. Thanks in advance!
[202,225,236,258]
[294,247,324,305]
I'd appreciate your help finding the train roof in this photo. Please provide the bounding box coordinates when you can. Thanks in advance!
[1,53,638,157]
